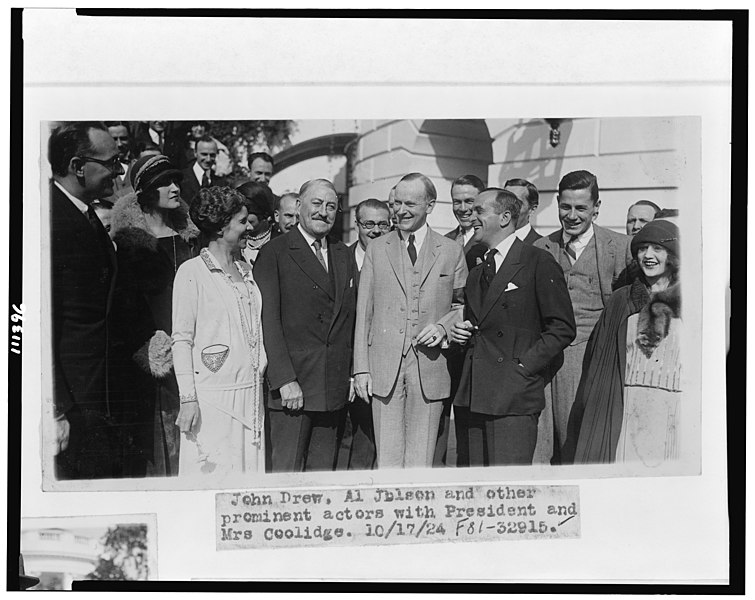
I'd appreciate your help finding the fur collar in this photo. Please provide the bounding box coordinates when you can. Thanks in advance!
[111,191,200,247]
[636,282,681,358]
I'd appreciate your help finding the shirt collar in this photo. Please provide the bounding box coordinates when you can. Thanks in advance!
[515,223,532,241]
[54,180,89,215]
[488,232,517,262]
[298,224,327,249]
[192,161,207,183]
[399,223,428,246]
[562,223,595,247]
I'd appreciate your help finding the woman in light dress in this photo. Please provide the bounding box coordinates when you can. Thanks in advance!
[172,186,267,476]
[571,220,681,465]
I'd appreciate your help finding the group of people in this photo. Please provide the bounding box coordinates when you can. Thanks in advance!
[50,121,682,481]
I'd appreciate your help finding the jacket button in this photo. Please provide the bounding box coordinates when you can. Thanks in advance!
[497,331,503,337]
[475,330,481,336]
[313,285,318,289]
[399,329,404,334]
[497,357,503,363]
[501,303,507,309]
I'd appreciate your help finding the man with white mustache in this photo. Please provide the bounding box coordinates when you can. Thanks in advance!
[534,170,632,464]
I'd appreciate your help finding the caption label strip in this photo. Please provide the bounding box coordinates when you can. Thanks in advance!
[216,484,579,549]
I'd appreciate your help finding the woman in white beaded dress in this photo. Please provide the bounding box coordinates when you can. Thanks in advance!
[172,186,267,475]
[571,220,681,465]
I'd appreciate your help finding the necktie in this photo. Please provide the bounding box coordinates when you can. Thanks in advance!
[407,233,417,265]
[456,229,467,248]
[312,239,328,272]
[480,248,498,298]
[201,170,210,188]
[565,235,578,264]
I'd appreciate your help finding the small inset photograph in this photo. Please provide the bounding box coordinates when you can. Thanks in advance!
[20,515,156,590]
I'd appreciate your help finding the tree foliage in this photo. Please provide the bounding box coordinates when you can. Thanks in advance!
[209,120,296,180]
[87,524,149,581]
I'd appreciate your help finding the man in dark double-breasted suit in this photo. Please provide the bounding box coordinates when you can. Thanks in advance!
[179,136,227,204]
[255,179,356,472]
[49,122,122,479]
[451,188,575,466]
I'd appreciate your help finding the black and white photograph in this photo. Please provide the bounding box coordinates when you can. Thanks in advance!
[12,8,737,587]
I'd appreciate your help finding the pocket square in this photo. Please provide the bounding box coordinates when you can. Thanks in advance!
[504,282,519,292]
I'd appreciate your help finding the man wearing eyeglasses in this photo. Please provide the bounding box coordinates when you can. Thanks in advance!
[255,179,357,472]
[48,121,123,480]
[335,198,391,471]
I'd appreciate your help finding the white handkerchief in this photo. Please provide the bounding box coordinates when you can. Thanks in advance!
[504,282,519,292]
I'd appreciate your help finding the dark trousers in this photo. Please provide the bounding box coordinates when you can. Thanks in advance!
[337,399,376,470]
[268,407,346,472]
[55,407,117,480]
[467,412,539,467]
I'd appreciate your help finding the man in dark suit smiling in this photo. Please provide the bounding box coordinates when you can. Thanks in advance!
[450,188,575,466]
[49,121,122,479]
[255,179,356,472]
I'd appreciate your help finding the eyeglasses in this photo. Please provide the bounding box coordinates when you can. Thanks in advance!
[78,155,122,173]
[357,220,391,231]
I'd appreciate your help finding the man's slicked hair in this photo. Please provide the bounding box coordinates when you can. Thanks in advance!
[48,121,109,177]
[248,151,275,170]
[451,174,485,194]
[355,198,390,221]
[629,199,661,215]
[299,178,337,199]
[482,187,522,224]
[504,177,540,210]
[558,170,599,203]
[398,172,437,201]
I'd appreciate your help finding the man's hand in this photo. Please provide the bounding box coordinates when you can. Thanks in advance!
[280,380,304,411]
[450,320,475,344]
[55,415,70,455]
[353,373,373,403]
[348,378,356,403]
[176,403,200,433]
[416,323,444,347]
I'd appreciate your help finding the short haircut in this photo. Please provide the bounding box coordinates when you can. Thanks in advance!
[248,151,274,170]
[355,198,390,221]
[451,174,485,194]
[398,172,437,201]
[275,192,299,212]
[48,121,108,177]
[482,187,522,224]
[629,199,661,215]
[504,177,540,210]
[195,135,217,149]
[189,186,246,236]
[235,181,275,219]
[655,207,679,219]
[299,178,337,199]
[558,170,599,203]
[104,121,129,131]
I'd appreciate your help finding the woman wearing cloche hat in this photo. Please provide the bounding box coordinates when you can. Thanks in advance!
[109,154,201,477]
[569,220,682,465]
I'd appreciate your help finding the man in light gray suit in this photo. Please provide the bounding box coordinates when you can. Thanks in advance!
[534,170,632,463]
[353,173,468,468]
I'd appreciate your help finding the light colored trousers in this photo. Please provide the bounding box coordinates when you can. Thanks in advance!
[372,348,444,469]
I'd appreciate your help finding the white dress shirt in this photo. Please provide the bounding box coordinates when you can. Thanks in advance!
[398,223,429,254]
[561,223,595,261]
[515,223,532,241]
[298,224,329,269]
[192,161,208,186]
[486,232,518,271]
[54,180,88,214]
[354,243,366,271]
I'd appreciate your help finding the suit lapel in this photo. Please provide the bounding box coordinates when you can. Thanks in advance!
[288,227,333,298]
[384,231,406,296]
[465,266,483,324]
[478,238,525,323]
[420,229,441,287]
[328,241,348,333]
[593,225,614,299]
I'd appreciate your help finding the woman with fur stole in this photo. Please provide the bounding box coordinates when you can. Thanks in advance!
[569,220,682,465]
[110,154,200,477]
